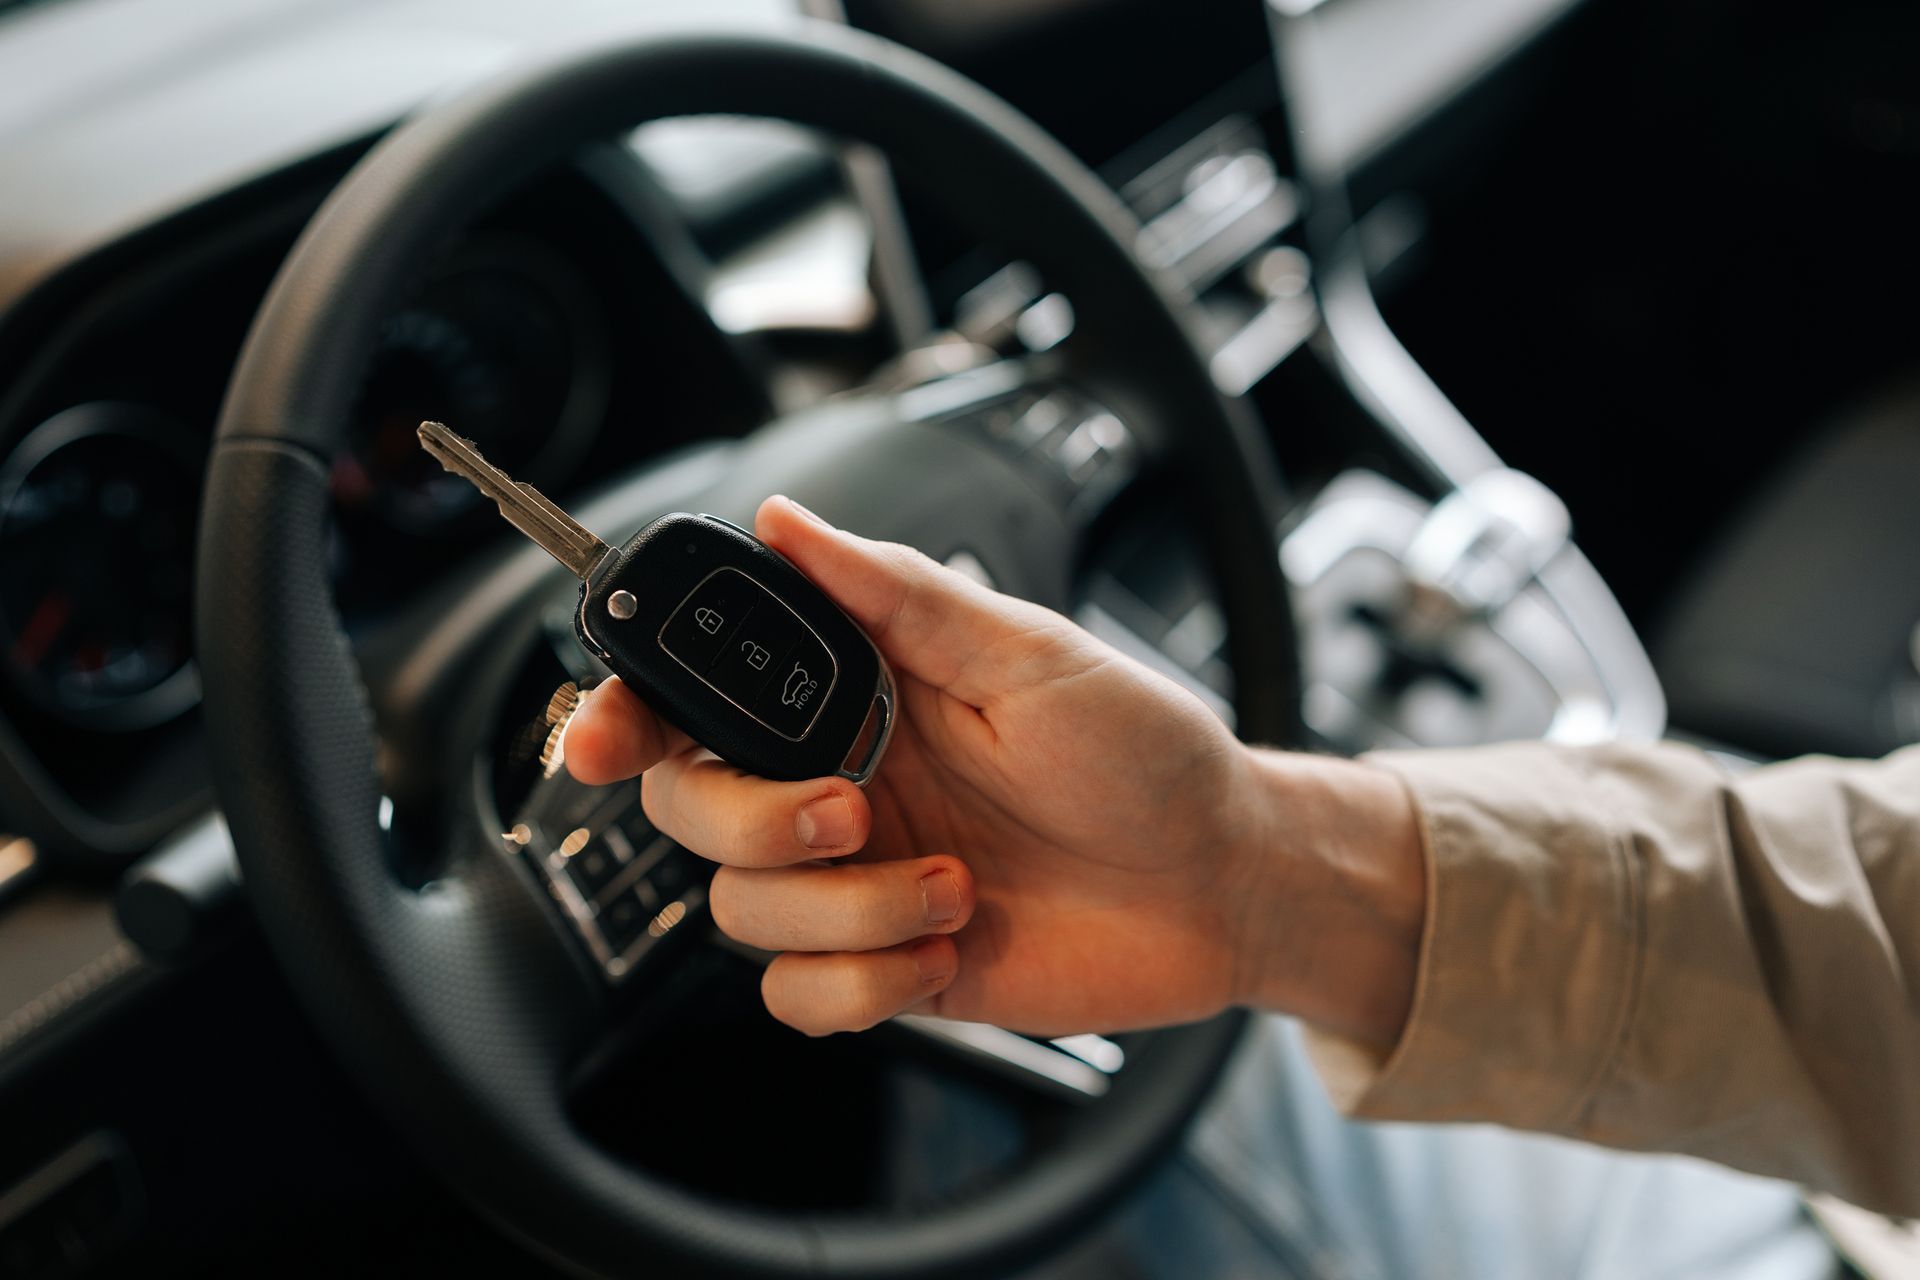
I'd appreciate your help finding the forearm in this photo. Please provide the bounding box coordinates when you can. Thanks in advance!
[1267,738,1920,1216]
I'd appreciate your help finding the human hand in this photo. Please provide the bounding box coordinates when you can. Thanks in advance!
[566,497,1423,1043]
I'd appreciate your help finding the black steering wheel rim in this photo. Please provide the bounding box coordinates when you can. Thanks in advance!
[198,19,1300,1279]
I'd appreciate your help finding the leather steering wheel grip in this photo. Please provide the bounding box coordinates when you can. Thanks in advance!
[198,19,1297,1279]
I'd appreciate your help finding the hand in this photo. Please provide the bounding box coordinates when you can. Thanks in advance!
[566,497,1424,1042]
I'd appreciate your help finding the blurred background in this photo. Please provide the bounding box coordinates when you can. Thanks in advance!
[0,0,1916,1275]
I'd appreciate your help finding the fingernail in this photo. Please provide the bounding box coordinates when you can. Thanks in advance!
[782,496,834,529]
[920,870,962,924]
[795,794,854,849]
[912,937,953,985]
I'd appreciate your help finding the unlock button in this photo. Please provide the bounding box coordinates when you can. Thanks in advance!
[706,596,803,704]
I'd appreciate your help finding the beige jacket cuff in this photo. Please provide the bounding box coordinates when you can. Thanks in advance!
[1303,744,1640,1128]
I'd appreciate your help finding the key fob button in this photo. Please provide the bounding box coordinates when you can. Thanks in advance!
[756,629,835,739]
[574,514,888,779]
[708,598,804,706]
[658,570,754,671]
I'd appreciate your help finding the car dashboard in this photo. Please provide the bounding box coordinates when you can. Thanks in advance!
[0,0,1662,1271]
[0,3,801,868]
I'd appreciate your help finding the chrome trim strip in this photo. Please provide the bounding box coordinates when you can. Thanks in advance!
[1049,1032,1127,1074]
[835,660,897,788]
[1210,292,1317,397]
[891,1015,1114,1099]
[1315,249,1504,489]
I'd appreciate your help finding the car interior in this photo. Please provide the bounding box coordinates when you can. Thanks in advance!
[1,0,1915,1275]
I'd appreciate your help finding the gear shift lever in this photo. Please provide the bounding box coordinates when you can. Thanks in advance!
[1400,469,1571,644]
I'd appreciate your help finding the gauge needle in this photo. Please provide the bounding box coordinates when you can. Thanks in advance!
[11,591,70,669]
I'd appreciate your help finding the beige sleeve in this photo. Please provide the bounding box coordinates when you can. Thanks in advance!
[1304,739,1920,1216]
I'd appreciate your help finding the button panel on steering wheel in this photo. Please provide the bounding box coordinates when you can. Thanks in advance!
[507,768,711,982]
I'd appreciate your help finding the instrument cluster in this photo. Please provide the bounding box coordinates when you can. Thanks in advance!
[0,232,616,732]
[0,402,200,731]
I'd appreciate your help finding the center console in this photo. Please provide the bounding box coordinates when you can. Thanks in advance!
[834,0,1661,757]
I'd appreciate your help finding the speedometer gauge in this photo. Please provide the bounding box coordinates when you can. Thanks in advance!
[0,403,200,730]
[335,235,612,533]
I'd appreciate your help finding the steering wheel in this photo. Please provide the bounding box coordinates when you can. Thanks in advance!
[197,20,1300,1279]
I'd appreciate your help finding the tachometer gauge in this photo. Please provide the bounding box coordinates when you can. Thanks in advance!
[335,235,611,533]
[0,403,201,730]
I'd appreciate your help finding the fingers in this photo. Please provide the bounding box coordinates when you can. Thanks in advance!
[761,936,958,1036]
[567,682,874,868]
[643,753,971,1035]
[641,754,871,866]
[753,495,1074,706]
[563,678,690,785]
[710,855,973,952]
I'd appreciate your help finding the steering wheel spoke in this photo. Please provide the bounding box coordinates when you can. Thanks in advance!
[503,770,715,987]
[897,358,1147,534]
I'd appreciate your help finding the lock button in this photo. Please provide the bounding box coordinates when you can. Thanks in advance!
[659,569,755,671]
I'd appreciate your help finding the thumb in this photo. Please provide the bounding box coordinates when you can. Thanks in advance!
[753,495,1064,705]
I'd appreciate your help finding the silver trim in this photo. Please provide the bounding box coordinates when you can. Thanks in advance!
[799,0,937,351]
[650,566,842,745]
[835,661,897,788]
[1316,251,1504,488]
[891,1016,1116,1100]
[1209,292,1318,397]
[1281,470,1665,745]
[1307,241,1667,742]
[1135,149,1298,294]
[1050,1032,1128,1074]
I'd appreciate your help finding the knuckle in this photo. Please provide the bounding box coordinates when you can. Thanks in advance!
[879,539,937,577]
[706,867,747,938]
[843,960,901,1030]
[726,797,781,865]
[879,542,944,607]
[637,771,678,840]
[847,891,898,947]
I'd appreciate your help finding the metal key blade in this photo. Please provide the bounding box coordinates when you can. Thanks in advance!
[417,421,609,580]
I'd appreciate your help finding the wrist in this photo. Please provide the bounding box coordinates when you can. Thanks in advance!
[1226,748,1428,1049]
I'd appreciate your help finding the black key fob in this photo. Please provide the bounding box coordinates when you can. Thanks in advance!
[575,513,896,784]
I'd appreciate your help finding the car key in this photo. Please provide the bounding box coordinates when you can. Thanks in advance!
[417,421,895,784]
